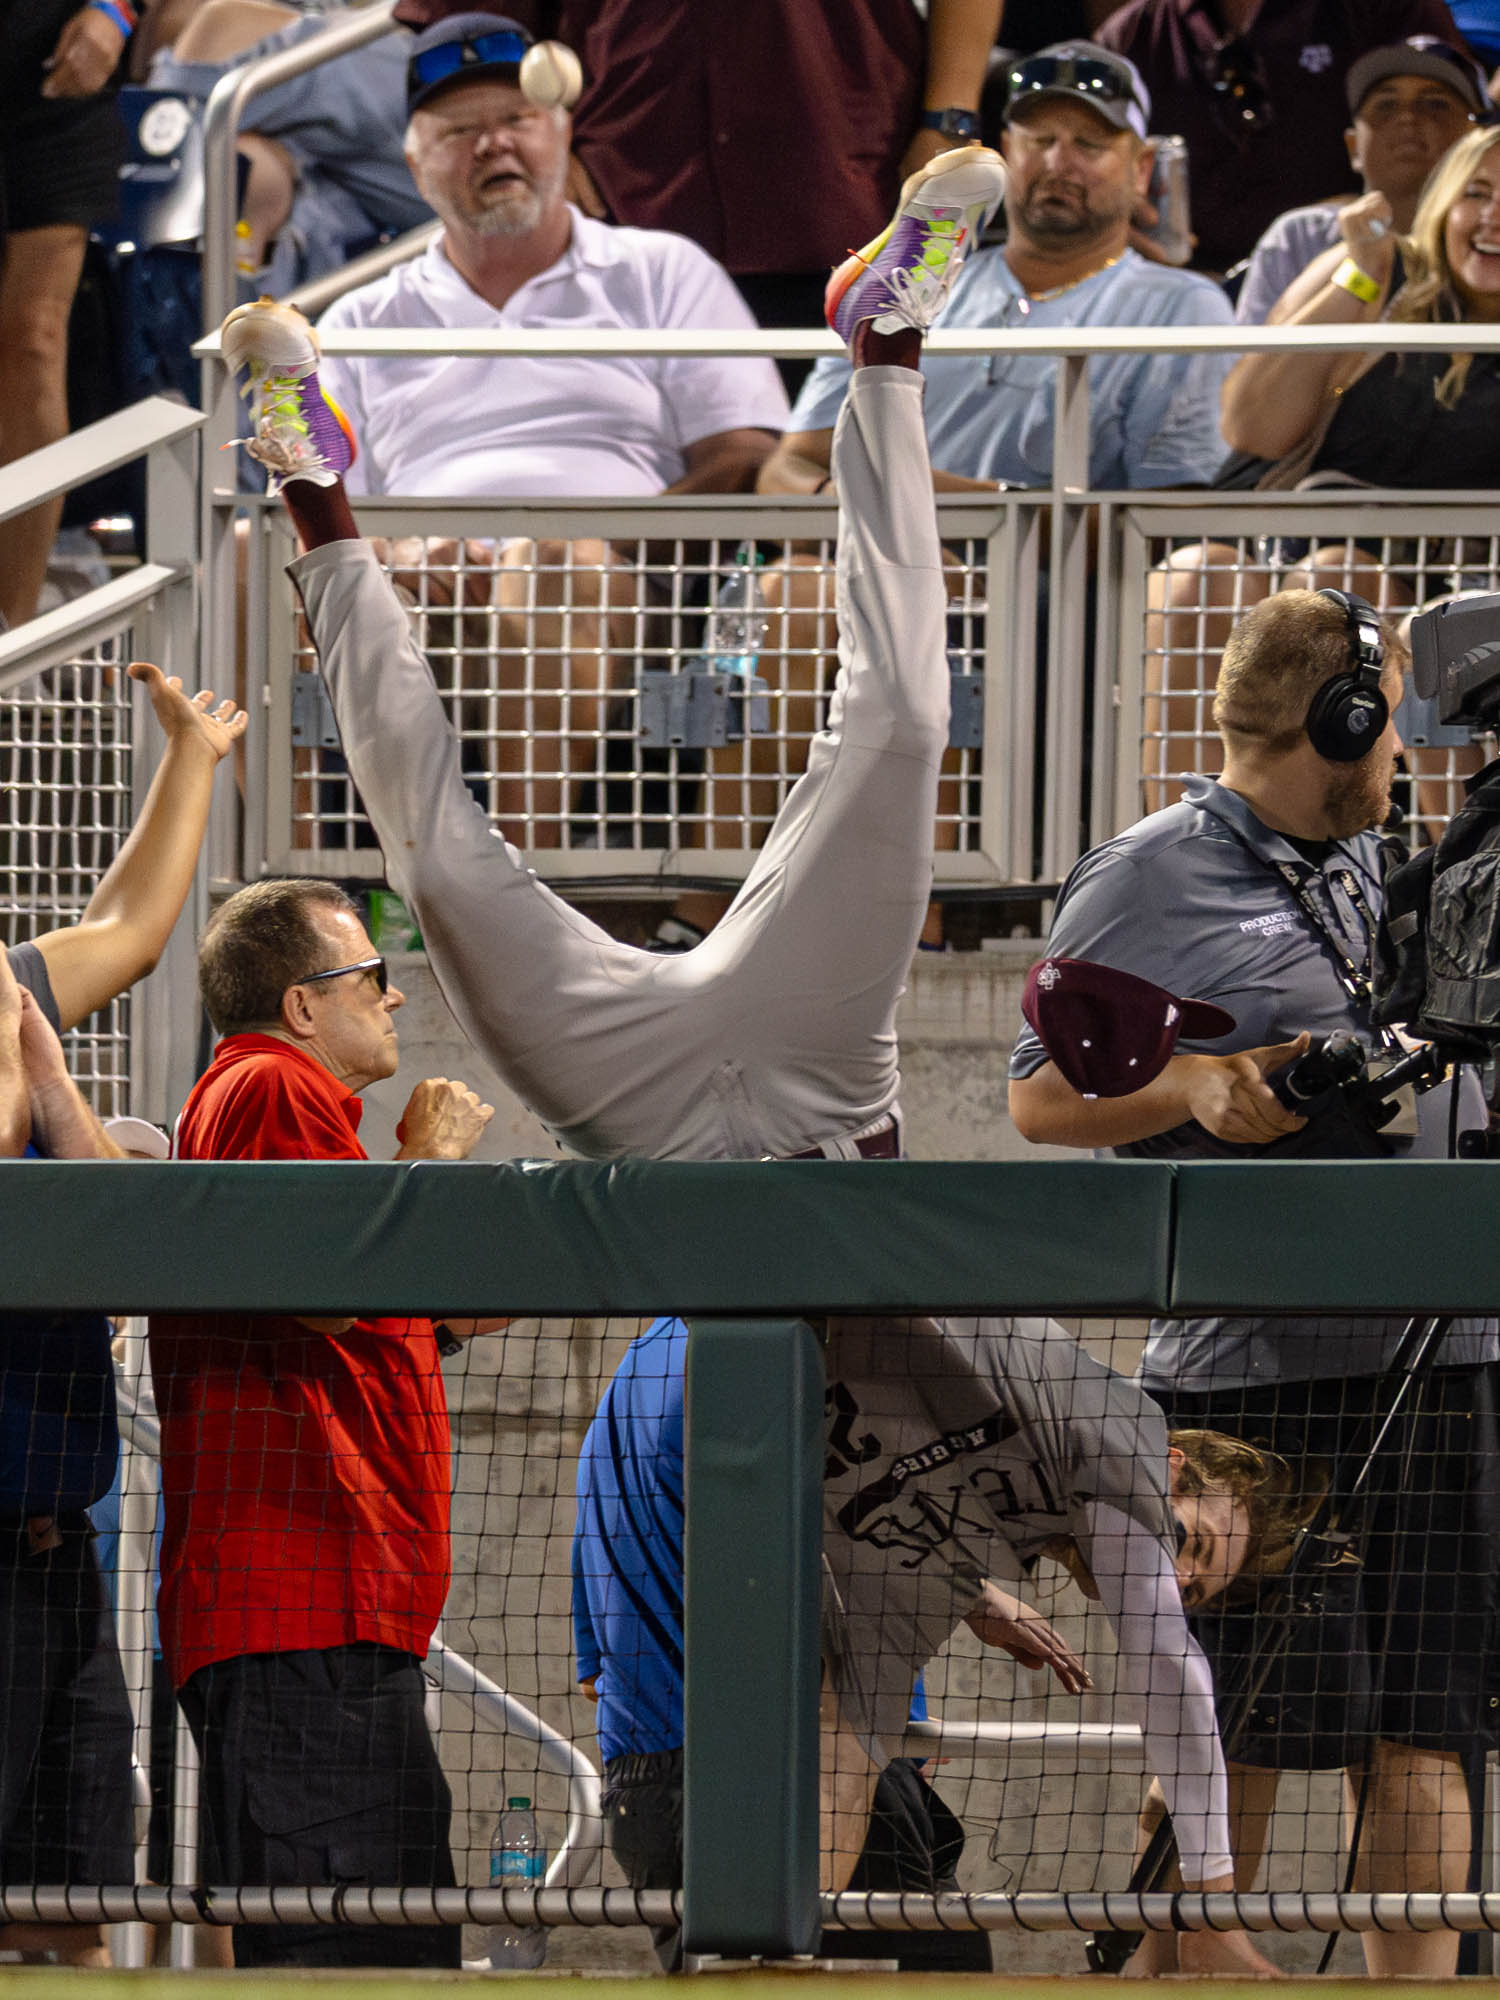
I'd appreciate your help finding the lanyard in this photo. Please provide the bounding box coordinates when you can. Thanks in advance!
[1265,856,1403,1055]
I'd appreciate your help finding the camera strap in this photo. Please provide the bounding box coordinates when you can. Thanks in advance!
[1264,856,1404,1056]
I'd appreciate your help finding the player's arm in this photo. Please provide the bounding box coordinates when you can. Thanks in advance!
[1009,1038,1311,1149]
[34,665,247,1030]
[1085,1501,1278,1977]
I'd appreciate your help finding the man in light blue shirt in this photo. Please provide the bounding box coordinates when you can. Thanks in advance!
[759,41,1234,496]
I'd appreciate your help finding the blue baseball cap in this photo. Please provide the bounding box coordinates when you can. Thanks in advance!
[407,12,532,115]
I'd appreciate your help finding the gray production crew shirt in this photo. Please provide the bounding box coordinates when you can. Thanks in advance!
[1009,775,1498,1389]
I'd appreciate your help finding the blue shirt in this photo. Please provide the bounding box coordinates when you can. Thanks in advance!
[573,1316,927,1761]
[573,1317,688,1761]
[1448,0,1500,62]
[789,246,1234,489]
[1008,778,1497,1387]
[0,944,118,1515]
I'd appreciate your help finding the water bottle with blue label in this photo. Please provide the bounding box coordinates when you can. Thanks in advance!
[488,1795,548,1969]
[706,542,770,736]
[705,541,768,678]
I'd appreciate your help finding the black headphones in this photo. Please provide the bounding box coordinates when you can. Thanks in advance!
[1304,588,1389,762]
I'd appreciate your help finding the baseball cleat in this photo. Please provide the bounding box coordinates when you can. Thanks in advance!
[220,297,355,491]
[825,145,1006,347]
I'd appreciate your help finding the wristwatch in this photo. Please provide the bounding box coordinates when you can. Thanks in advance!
[920,107,982,141]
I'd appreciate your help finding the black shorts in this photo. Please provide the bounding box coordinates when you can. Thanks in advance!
[1159,1364,1500,1770]
[602,1748,991,1973]
[0,1,124,234]
[0,1516,134,1885]
[179,1643,460,1970]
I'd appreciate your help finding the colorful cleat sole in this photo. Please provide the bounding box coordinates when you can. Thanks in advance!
[826,145,1006,347]
[220,297,356,490]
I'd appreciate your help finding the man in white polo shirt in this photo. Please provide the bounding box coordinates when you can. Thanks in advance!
[313,12,789,842]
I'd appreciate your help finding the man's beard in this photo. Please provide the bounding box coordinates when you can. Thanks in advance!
[1014,182,1120,247]
[1321,754,1395,839]
[461,181,545,236]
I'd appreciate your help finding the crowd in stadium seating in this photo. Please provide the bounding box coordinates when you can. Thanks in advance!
[9,0,1500,1977]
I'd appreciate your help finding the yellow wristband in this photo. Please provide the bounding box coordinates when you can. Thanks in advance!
[1331,256,1382,304]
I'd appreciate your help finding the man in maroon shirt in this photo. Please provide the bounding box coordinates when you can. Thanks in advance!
[394,0,1004,381]
[150,877,496,1969]
[1094,0,1465,273]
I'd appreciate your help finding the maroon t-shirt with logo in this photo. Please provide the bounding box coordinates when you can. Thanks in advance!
[1095,0,1465,274]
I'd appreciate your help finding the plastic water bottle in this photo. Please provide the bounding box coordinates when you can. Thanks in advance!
[704,542,768,679]
[488,1796,548,1969]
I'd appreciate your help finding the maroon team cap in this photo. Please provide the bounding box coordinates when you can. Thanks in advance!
[1021,956,1237,1099]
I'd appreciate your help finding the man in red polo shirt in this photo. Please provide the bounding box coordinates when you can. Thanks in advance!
[149,877,495,1970]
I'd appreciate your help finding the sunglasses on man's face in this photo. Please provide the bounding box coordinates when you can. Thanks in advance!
[408,28,528,96]
[294,956,390,998]
[1007,53,1144,117]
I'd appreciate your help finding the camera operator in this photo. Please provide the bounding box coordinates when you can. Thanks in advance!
[1009,586,1500,1979]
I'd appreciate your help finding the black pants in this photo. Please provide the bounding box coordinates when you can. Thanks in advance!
[1159,1365,1500,1769]
[603,1748,991,1971]
[179,1643,460,1969]
[0,1517,133,1887]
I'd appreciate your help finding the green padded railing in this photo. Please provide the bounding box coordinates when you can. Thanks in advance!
[9,1154,1500,1955]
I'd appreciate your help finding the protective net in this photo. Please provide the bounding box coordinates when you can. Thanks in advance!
[12,1305,1492,1975]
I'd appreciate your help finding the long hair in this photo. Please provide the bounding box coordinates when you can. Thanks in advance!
[1389,123,1500,406]
[1170,1427,1325,1599]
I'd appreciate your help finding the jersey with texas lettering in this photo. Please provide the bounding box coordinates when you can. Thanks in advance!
[823,1314,1174,1589]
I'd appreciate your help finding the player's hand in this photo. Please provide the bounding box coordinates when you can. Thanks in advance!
[1337,190,1396,288]
[963,1581,1093,1694]
[1180,1036,1311,1146]
[395,1077,494,1160]
[565,151,608,217]
[578,1676,599,1703]
[131,663,249,764]
[41,2,127,98]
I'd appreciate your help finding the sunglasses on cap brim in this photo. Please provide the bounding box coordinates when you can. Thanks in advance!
[409,27,529,95]
[1006,53,1144,116]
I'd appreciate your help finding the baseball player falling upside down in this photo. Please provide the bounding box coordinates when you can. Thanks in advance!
[221,149,1283,1971]
[220,145,1008,1166]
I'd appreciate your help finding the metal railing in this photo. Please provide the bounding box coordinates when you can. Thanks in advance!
[0,400,206,1125]
[205,320,1500,891]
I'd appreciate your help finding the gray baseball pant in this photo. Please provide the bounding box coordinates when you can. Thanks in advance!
[288,365,948,1162]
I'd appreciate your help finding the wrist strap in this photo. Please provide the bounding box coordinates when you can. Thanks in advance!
[1331,256,1382,304]
[89,0,138,35]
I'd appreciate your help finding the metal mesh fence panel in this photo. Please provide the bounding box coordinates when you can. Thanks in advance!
[1128,519,1500,850]
[283,531,993,872]
[0,650,135,1115]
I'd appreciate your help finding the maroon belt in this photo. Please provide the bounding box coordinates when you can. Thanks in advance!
[786,1116,901,1162]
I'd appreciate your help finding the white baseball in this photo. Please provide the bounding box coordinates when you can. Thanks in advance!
[520,40,583,110]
